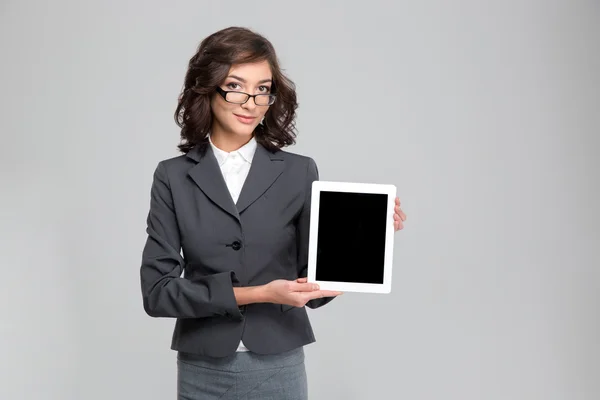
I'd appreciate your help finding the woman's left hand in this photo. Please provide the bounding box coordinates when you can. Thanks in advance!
[394,196,407,231]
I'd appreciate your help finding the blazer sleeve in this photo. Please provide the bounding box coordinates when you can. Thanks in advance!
[296,157,336,309]
[140,162,243,320]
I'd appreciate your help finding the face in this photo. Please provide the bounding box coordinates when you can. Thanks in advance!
[210,60,273,139]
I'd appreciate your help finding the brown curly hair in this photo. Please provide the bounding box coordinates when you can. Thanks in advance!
[174,27,299,154]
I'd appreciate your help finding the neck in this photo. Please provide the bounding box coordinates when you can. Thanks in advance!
[210,125,253,152]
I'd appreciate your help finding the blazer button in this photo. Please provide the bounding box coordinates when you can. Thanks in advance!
[231,241,242,251]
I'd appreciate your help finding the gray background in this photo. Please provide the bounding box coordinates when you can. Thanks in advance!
[1,0,599,399]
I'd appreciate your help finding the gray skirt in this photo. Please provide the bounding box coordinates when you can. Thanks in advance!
[177,347,307,400]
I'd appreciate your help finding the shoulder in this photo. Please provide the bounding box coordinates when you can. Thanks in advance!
[157,153,191,167]
[275,148,319,180]
[154,153,194,174]
[146,153,194,189]
[275,148,318,171]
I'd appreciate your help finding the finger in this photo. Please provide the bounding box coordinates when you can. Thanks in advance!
[395,197,400,205]
[394,213,401,221]
[312,290,343,299]
[296,277,308,283]
[320,290,343,297]
[395,207,406,220]
[305,290,342,301]
[291,282,320,292]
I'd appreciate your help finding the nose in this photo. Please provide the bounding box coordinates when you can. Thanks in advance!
[241,96,258,111]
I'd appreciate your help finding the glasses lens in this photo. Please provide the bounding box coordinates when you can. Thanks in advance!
[226,92,249,104]
[255,95,275,106]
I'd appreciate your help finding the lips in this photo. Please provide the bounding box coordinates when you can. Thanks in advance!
[234,114,255,120]
[234,114,257,124]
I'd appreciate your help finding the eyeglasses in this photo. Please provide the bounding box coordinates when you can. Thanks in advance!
[215,87,276,106]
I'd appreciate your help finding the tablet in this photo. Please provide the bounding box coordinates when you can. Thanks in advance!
[307,181,396,293]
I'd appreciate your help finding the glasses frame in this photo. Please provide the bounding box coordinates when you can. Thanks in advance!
[215,87,276,106]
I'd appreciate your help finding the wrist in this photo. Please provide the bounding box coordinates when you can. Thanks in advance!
[255,284,271,304]
[234,285,271,305]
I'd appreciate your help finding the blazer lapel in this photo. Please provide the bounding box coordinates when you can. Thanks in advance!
[235,144,285,214]
[186,145,240,220]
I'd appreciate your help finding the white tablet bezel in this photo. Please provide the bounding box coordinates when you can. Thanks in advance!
[307,180,396,294]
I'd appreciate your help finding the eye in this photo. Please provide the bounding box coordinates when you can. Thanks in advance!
[226,82,241,90]
[258,85,271,93]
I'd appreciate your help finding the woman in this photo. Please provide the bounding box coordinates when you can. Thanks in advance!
[140,26,407,400]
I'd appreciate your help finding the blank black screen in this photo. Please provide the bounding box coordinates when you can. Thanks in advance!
[315,191,388,284]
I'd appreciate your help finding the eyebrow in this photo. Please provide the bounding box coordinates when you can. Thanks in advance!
[227,75,273,84]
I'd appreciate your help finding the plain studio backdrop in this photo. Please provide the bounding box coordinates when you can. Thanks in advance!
[1,1,599,399]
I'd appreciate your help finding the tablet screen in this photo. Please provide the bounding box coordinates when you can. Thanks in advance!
[315,190,388,284]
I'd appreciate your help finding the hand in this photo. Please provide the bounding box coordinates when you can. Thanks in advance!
[264,278,343,308]
[394,196,407,231]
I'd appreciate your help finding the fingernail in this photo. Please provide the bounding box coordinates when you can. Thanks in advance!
[313,284,319,290]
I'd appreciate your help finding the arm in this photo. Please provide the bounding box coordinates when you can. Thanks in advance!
[140,162,243,320]
[296,157,336,309]
[233,286,269,306]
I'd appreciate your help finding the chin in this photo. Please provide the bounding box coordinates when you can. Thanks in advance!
[230,124,257,137]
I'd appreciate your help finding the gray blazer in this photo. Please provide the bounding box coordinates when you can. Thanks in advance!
[140,142,334,358]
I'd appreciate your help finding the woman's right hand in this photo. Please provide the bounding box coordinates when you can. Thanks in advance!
[263,278,343,308]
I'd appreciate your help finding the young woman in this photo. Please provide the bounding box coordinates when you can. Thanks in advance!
[140,26,407,400]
